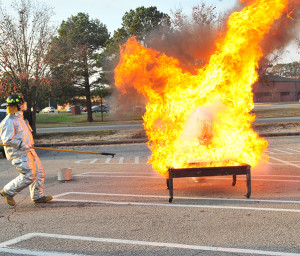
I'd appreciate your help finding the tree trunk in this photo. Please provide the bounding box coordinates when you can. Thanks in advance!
[31,103,37,137]
[84,71,93,122]
[31,87,37,137]
[84,53,93,122]
[86,80,93,122]
[100,97,103,122]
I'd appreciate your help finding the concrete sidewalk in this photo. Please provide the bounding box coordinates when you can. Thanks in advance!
[34,130,300,148]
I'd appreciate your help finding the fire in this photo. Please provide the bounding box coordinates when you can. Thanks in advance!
[115,0,289,177]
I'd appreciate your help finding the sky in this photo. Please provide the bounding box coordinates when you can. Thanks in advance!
[46,0,238,33]
[0,0,238,33]
[0,0,299,63]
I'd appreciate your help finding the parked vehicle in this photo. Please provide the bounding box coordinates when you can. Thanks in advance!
[91,105,109,113]
[67,106,83,113]
[0,109,7,157]
[41,106,55,113]
[30,107,40,113]
[0,103,7,109]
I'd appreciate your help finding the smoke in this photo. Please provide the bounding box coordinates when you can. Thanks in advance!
[145,2,244,74]
[147,26,219,74]
[260,0,300,60]
[181,101,225,146]
[109,87,147,120]
[146,0,300,71]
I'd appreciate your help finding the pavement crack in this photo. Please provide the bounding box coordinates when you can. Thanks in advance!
[5,206,25,236]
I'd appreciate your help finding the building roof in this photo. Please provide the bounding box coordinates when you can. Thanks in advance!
[263,75,300,82]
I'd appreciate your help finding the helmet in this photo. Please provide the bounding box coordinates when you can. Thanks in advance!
[6,94,25,109]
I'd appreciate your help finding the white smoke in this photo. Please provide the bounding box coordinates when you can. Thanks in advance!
[181,101,225,145]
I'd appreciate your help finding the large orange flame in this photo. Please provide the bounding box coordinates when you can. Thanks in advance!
[115,0,289,177]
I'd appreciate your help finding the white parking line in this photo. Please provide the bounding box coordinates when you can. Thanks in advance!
[73,152,299,167]
[0,233,84,255]
[74,159,89,164]
[74,157,150,164]
[1,233,299,256]
[266,150,276,154]
[210,177,300,183]
[74,171,155,176]
[267,148,300,155]
[269,156,300,168]
[0,247,83,256]
[73,171,159,179]
[54,192,300,204]
[74,175,161,178]
[53,192,300,213]
[253,174,300,178]
[73,172,300,182]
[286,148,300,153]
[135,156,139,164]
[271,149,294,154]
[52,198,300,213]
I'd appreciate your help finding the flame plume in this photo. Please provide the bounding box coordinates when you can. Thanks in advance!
[115,0,290,177]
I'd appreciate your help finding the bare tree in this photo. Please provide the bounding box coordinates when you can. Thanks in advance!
[0,0,56,135]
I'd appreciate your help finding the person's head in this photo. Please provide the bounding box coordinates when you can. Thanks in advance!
[6,94,25,114]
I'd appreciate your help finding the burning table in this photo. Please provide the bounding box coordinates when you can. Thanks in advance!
[114,0,295,194]
[167,165,251,203]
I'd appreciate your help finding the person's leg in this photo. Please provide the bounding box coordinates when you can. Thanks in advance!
[29,150,52,203]
[3,153,35,197]
[28,150,45,200]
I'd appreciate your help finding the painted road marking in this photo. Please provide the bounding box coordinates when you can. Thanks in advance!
[73,171,157,177]
[75,174,160,179]
[265,149,300,155]
[90,159,98,164]
[53,192,300,213]
[73,171,159,179]
[1,233,299,256]
[52,198,300,213]
[286,148,300,153]
[55,192,300,204]
[271,149,294,154]
[269,156,300,168]
[75,157,149,164]
[73,171,155,175]
[73,171,300,182]
[0,247,84,256]
[73,156,299,167]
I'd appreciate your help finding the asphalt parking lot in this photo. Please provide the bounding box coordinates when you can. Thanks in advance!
[0,137,300,255]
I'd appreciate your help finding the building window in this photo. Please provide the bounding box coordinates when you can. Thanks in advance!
[255,92,272,97]
[280,92,290,96]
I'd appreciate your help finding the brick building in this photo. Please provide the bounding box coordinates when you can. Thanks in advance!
[252,75,300,103]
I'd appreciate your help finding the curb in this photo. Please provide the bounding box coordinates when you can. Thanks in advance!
[260,132,300,137]
[35,138,148,147]
[34,132,300,148]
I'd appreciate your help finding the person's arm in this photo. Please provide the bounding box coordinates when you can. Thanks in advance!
[0,121,26,150]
